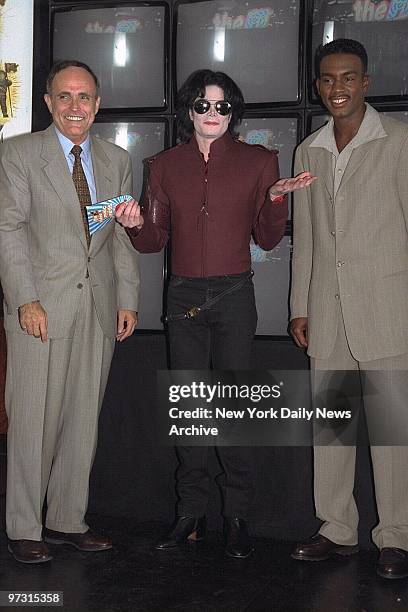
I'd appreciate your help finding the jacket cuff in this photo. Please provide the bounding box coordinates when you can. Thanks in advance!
[269,196,288,218]
[290,313,308,321]
[126,225,143,238]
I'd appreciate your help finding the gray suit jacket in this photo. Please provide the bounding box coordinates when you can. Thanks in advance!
[291,110,408,361]
[0,124,139,339]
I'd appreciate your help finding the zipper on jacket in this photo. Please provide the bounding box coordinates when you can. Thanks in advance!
[199,159,209,277]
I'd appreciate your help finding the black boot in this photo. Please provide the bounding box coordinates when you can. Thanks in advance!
[224,517,252,558]
[155,516,206,550]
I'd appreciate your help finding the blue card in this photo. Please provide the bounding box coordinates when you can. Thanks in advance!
[86,194,133,236]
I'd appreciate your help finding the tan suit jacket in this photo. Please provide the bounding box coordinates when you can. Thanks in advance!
[0,124,140,540]
[0,124,139,337]
[291,109,408,361]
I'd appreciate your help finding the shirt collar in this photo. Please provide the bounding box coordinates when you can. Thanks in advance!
[54,125,92,161]
[309,103,387,154]
[187,130,235,158]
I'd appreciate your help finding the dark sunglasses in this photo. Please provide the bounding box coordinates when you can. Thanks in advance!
[192,99,232,116]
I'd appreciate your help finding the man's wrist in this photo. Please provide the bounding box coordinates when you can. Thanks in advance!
[131,218,144,232]
[270,192,286,203]
[126,225,142,237]
[18,300,40,311]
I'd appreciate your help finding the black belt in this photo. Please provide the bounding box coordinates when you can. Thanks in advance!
[164,271,254,323]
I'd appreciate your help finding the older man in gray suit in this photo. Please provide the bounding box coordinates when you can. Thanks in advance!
[0,60,139,563]
[290,39,408,579]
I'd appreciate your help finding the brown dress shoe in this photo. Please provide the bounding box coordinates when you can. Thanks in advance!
[377,547,408,579]
[292,534,359,561]
[8,539,53,564]
[44,528,112,551]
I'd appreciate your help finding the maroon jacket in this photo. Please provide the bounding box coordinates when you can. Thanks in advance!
[127,131,288,277]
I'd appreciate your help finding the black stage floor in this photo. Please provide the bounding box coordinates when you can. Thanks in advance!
[1,430,408,611]
[1,513,408,612]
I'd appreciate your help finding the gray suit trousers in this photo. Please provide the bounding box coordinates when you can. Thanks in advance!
[311,306,408,551]
[6,281,115,541]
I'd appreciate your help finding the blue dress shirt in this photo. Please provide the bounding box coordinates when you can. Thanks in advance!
[55,127,97,204]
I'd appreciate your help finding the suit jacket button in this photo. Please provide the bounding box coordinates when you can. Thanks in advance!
[77,283,83,289]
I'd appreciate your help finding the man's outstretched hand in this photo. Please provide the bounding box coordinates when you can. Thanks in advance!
[269,172,317,199]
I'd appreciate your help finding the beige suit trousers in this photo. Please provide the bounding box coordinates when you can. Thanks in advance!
[6,280,115,541]
[311,305,408,550]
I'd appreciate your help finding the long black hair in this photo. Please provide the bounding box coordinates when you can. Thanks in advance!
[176,69,245,143]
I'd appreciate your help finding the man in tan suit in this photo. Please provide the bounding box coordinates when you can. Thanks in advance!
[0,60,139,563]
[290,39,408,579]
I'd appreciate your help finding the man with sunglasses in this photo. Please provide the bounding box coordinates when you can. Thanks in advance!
[116,69,314,558]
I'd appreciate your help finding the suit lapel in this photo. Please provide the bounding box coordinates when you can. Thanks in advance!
[338,142,373,192]
[310,138,386,203]
[41,128,116,252]
[310,148,333,201]
[89,136,114,253]
[90,136,113,201]
[41,125,88,249]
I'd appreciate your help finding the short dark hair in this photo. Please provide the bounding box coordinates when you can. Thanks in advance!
[46,60,100,95]
[315,38,368,78]
[176,69,245,143]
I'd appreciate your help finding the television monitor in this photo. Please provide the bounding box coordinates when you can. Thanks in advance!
[251,235,291,335]
[240,115,299,177]
[308,112,330,134]
[175,0,301,105]
[91,119,168,196]
[52,4,167,109]
[310,0,408,102]
[240,114,300,219]
[91,119,168,330]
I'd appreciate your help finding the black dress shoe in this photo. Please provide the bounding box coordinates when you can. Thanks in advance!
[44,528,112,551]
[292,534,359,561]
[155,516,206,550]
[224,517,252,558]
[8,539,53,564]
[377,547,408,579]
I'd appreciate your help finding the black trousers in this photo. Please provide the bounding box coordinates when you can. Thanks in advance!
[167,271,257,519]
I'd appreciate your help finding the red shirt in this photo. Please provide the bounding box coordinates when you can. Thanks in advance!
[128,131,288,277]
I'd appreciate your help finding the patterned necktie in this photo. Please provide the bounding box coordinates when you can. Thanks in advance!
[71,144,91,247]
